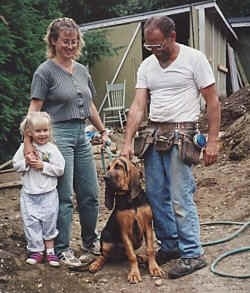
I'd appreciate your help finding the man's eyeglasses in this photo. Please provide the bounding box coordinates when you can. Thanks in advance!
[143,41,165,51]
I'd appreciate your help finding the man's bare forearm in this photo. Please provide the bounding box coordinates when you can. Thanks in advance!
[124,106,145,144]
[124,89,148,145]
[206,99,221,143]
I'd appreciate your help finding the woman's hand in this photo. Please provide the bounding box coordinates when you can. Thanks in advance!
[100,130,111,148]
[28,158,44,170]
[26,151,43,170]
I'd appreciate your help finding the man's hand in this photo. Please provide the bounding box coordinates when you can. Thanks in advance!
[203,141,219,166]
[121,142,134,160]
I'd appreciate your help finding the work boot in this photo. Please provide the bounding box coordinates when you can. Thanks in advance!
[168,256,207,279]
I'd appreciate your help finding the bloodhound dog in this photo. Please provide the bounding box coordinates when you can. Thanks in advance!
[88,157,164,283]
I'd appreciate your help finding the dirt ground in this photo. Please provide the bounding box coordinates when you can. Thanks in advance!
[0,88,250,293]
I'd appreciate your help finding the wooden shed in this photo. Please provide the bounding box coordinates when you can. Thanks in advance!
[80,0,238,113]
[229,17,250,84]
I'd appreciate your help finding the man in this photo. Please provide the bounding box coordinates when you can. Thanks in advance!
[121,16,220,279]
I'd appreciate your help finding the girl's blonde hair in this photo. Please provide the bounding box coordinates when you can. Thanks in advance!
[20,112,53,142]
[44,17,84,60]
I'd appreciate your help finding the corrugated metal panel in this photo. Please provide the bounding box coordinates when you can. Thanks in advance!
[90,22,142,110]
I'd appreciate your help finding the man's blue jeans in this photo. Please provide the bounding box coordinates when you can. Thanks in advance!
[53,120,99,255]
[144,144,203,258]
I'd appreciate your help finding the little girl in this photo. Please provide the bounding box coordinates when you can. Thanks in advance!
[13,112,65,267]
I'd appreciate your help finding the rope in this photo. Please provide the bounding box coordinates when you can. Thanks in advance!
[100,144,118,173]
[201,221,250,278]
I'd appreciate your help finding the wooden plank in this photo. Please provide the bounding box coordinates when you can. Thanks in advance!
[190,6,199,49]
[198,7,205,53]
[0,168,15,174]
[0,160,12,170]
[0,180,21,189]
[227,43,240,92]
[235,54,249,86]
[217,64,228,73]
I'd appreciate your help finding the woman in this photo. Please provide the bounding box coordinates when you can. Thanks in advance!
[24,17,108,266]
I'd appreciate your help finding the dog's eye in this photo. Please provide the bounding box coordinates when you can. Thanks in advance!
[114,164,122,170]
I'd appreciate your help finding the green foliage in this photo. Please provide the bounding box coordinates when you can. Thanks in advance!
[59,0,250,22]
[0,0,116,163]
[110,0,157,16]
[0,0,61,163]
[217,0,250,17]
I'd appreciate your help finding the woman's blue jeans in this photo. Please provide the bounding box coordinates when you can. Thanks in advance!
[144,144,203,258]
[53,120,99,255]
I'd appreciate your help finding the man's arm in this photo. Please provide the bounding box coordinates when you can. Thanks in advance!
[200,84,221,166]
[121,88,149,158]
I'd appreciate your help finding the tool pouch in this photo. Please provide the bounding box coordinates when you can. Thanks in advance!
[155,130,175,153]
[134,126,155,158]
[179,133,202,165]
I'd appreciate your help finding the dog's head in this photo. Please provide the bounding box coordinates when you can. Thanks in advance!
[104,156,142,210]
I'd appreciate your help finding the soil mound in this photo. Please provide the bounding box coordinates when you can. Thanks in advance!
[222,113,250,160]
[200,85,250,160]
[220,85,250,129]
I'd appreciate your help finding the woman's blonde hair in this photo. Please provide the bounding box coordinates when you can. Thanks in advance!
[44,17,84,60]
[20,112,53,142]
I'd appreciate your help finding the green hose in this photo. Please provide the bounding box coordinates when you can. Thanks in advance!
[210,247,250,278]
[201,221,249,246]
[200,221,250,278]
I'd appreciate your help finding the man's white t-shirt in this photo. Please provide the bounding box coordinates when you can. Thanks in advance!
[136,44,215,122]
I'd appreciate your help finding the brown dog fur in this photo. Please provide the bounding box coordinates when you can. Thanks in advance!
[88,157,164,283]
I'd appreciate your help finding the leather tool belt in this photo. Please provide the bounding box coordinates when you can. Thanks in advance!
[134,120,203,165]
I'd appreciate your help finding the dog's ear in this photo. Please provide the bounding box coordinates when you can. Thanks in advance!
[129,165,142,200]
[105,184,115,210]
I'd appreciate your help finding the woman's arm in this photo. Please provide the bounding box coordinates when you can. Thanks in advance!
[88,101,105,132]
[24,99,44,161]
[88,101,109,144]
[28,99,44,113]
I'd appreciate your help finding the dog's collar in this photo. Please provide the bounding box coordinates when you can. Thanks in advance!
[116,190,129,196]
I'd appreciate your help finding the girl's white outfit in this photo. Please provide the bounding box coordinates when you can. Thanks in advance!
[13,142,65,252]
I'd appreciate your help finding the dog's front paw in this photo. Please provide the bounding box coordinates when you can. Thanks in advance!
[149,262,165,278]
[88,256,105,273]
[128,268,142,283]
